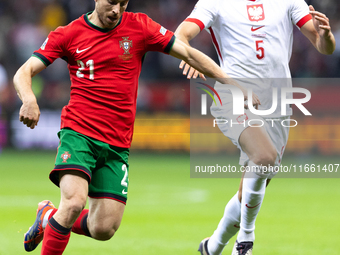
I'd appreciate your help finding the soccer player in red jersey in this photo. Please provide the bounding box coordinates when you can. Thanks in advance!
[13,0,259,254]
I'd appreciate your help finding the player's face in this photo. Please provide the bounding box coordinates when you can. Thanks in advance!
[95,0,129,29]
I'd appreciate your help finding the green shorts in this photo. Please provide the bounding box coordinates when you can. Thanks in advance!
[50,128,129,204]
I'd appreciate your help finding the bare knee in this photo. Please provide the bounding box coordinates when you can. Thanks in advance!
[68,198,86,216]
[60,194,87,222]
[90,222,120,241]
[240,126,277,167]
[87,197,125,241]
[251,149,276,166]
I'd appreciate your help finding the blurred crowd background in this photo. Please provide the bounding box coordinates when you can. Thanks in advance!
[0,0,339,152]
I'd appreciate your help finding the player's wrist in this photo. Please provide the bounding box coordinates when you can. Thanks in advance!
[320,29,331,39]
[22,95,37,105]
[320,35,335,55]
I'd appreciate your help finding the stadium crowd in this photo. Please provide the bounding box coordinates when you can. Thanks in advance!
[0,0,339,148]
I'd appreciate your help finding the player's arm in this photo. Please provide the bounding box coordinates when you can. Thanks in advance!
[174,21,205,79]
[170,38,228,83]
[300,5,335,55]
[175,21,201,45]
[169,38,260,106]
[13,57,46,129]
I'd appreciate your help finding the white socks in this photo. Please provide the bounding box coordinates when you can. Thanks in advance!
[237,161,268,242]
[42,209,53,229]
[207,161,269,255]
[208,192,241,255]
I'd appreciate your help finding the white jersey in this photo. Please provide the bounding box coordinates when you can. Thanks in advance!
[187,0,311,116]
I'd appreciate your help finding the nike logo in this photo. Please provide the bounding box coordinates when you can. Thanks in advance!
[245,202,261,209]
[233,224,240,228]
[76,46,92,54]
[122,189,128,195]
[251,25,265,32]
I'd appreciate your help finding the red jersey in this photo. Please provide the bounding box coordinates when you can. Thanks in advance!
[33,12,175,148]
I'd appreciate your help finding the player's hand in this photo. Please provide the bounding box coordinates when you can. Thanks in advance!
[179,60,206,80]
[19,100,40,129]
[309,5,332,38]
[240,87,261,110]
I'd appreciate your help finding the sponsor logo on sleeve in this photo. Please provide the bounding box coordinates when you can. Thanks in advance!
[160,26,167,36]
[41,38,49,50]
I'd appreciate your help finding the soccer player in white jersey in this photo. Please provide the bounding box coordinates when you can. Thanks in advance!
[175,0,335,254]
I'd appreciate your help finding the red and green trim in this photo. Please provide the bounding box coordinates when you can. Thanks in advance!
[164,35,176,54]
[88,192,127,205]
[32,52,51,66]
[50,165,92,187]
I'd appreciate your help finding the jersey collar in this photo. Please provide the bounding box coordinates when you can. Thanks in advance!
[84,11,123,33]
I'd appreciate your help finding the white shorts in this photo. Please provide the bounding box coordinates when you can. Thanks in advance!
[211,98,290,178]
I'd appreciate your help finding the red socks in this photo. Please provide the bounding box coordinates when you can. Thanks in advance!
[41,209,91,254]
[71,209,91,237]
[41,217,71,255]
[47,209,91,237]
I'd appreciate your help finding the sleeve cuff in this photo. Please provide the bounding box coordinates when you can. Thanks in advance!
[32,52,51,67]
[164,35,176,54]
[296,14,312,28]
[184,18,205,31]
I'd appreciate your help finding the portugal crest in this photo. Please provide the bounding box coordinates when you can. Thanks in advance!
[61,151,71,163]
[119,37,133,55]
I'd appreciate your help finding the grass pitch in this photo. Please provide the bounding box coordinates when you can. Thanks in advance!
[0,150,339,254]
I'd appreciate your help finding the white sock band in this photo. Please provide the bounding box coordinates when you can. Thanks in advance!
[42,209,53,229]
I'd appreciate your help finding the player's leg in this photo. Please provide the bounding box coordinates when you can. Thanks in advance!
[24,128,97,253]
[204,109,287,255]
[53,191,126,240]
[203,127,275,255]
[41,170,89,255]
[205,168,272,255]
[87,198,125,240]
[78,143,129,240]
[68,199,125,241]
[40,129,95,254]
[203,101,276,254]
[53,171,89,227]
[201,106,272,255]
[203,191,241,255]
[238,175,271,201]
[228,174,272,255]
[24,199,93,252]
[231,125,276,254]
